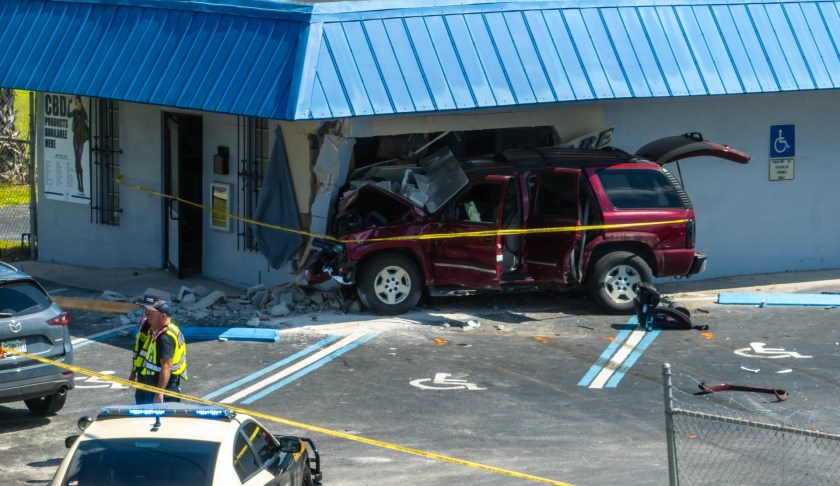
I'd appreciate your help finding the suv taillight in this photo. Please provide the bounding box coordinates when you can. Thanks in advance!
[47,312,70,326]
[686,219,696,248]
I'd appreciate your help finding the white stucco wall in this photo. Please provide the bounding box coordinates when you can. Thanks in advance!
[349,104,605,142]
[36,90,840,286]
[37,99,164,269]
[603,90,840,279]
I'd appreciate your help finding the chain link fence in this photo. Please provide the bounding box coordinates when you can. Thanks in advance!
[662,363,840,486]
[0,89,34,261]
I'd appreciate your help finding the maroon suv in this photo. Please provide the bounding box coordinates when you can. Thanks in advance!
[306,133,750,315]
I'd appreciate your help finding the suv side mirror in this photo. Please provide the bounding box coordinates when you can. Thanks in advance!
[277,436,303,454]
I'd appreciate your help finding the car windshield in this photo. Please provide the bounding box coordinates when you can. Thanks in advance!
[0,282,52,317]
[60,438,219,486]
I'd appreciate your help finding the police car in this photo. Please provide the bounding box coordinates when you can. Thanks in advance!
[50,403,321,486]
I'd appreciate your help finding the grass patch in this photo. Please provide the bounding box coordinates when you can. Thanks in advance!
[0,240,30,262]
[0,184,30,206]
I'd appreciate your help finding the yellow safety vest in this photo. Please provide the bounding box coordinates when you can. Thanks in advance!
[131,318,151,372]
[141,322,187,379]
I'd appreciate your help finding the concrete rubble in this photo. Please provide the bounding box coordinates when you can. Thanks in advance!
[100,282,361,328]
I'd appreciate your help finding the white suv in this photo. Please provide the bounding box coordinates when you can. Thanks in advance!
[51,403,322,486]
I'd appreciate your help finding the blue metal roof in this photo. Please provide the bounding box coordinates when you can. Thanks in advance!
[3,1,840,120]
[297,1,840,118]
[0,0,307,119]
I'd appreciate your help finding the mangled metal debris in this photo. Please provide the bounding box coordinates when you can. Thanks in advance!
[698,382,790,401]
[333,147,468,233]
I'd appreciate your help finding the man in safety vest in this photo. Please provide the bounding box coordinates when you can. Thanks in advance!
[128,302,152,404]
[134,295,187,404]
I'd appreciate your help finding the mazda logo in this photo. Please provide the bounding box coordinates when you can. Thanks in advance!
[9,320,21,333]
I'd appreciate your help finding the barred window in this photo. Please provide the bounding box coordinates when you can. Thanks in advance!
[90,99,121,225]
[238,117,268,251]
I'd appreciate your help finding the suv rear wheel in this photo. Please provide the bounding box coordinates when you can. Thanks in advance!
[589,251,653,314]
[24,389,67,416]
[357,253,422,315]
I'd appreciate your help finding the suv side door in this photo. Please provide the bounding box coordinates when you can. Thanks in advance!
[525,168,582,283]
[429,175,511,290]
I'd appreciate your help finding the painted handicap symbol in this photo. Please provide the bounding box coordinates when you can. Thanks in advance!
[734,342,812,359]
[74,370,129,389]
[410,372,486,390]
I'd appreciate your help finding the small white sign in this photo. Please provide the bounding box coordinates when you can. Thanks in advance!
[769,158,795,181]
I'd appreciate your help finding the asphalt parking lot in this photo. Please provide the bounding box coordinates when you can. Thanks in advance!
[3,277,840,485]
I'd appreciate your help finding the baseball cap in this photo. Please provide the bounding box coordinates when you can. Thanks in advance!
[134,294,172,316]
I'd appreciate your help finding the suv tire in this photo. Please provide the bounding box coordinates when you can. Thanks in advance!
[358,253,422,315]
[302,463,314,486]
[590,251,653,314]
[24,389,67,416]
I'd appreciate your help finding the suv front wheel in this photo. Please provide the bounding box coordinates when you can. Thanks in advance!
[357,253,422,315]
[589,251,653,314]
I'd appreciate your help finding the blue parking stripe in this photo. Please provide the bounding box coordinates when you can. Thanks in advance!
[577,319,637,387]
[605,328,660,388]
[202,335,341,400]
[242,333,378,404]
[71,325,136,350]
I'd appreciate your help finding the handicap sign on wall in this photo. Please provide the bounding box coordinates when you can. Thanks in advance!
[770,124,795,157]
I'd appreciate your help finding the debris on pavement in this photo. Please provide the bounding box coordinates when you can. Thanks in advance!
[697,382,789,401]
[96,280,364,328]
[462,319,480,330]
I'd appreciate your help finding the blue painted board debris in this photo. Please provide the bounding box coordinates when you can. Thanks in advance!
[718,293,840,307]
[180,327,280,342]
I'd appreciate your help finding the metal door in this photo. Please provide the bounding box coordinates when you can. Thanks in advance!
[164,115,180,276]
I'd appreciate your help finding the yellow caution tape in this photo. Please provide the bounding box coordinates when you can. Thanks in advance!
[116,176,326,240]
[116,177,688,244]
[0,346,572,486]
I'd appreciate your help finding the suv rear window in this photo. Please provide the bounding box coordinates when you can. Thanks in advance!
[0,282,52,317]
[596,169,683,209]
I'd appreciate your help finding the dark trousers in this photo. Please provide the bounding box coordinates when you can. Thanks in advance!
[135,374,181,405]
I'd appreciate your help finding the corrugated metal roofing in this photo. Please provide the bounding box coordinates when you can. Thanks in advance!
[0,0,307,119]
[297,1,840,119]
[3,1,840,120]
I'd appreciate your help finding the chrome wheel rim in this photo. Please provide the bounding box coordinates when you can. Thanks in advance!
[603,264,642,304]
[373,265,411,305]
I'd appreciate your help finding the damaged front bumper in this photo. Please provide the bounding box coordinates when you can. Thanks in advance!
[304,239,356,289]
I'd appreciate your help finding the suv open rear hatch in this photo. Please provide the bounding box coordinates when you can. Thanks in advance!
[635,132,751,165]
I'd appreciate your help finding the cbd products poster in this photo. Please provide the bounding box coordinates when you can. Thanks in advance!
[43,93,91,203]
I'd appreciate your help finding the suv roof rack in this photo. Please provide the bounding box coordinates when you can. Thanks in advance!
[499,145,636,167]
[97,403,236,421]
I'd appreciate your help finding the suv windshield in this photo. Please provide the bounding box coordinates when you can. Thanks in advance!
[596,169,683,209]
[0,282,52,317]
[61,438,219,485]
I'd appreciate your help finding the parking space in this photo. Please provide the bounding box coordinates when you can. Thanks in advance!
[3,291,840,485]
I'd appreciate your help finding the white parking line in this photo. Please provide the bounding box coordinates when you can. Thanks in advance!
[71,325,135,349]
[589,329,646,389]
[220,332,369,404]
